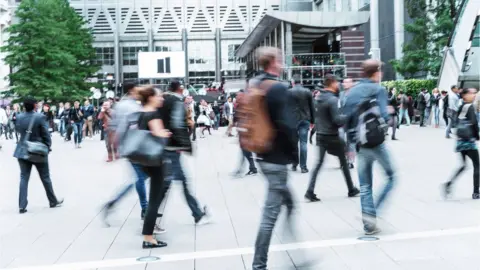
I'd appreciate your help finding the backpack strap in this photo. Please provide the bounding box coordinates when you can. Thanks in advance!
[459,103,471,119]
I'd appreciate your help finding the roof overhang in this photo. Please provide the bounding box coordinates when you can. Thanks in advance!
[235,11,370,58]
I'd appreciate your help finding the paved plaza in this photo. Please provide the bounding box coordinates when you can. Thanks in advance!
[1,126,480,270]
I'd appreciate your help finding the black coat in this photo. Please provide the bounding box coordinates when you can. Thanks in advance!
[13,112,51,159]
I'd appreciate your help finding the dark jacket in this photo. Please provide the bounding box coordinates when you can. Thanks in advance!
[458,103,480,141]
[82,104,94,118]
[13,112,51,159]
[159,92,192,152]
[290,84,315,124]
[254,73,298,165]
[315,90,346,136]
[69,107,83,122]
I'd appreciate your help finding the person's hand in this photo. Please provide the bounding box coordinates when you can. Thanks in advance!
[158,129,172,138]
[70,120,74,124]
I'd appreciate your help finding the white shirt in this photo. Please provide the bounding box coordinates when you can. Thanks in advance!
[228,102,233,116]
[0,108,7,125]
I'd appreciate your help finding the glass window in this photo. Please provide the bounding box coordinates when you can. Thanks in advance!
[122,46,148,66]
[155,46,171,52]
[123,72,138,80]
[94,47,115,66]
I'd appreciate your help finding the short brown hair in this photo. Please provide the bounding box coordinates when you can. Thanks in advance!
[257,47,281,70]
[362,59,382,78]
[137,86,158,105]
[323,74,337,87]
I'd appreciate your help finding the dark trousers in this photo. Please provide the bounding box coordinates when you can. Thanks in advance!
[419,108,426,126]
[307,135,355,194]
[18,159,58,209]
[443,111,449,126]
[236,149,257,173]
[448,149,480,193]
[141,164,165,235]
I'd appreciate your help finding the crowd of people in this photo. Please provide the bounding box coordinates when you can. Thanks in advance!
[3,46,480,270]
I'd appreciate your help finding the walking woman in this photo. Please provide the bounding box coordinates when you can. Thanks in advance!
[431,88,441,128]
[197,99,212,138]
[11,104,20,142]
[137,86,171,248]
[444,88,480,200]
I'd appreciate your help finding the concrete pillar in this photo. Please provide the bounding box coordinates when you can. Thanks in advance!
[281,22,285,69]
[369,0,380,60]
[394,0,404,80]
[182,28,189,84]
[148,0,154,84]
[274,26,278,48]
[114,0,120,97]
[285,23,293,79]
[215,28,222,81]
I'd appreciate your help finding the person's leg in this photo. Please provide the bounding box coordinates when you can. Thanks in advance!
[18,159,33,210]
[357,148,376,231]
[372,144,396,211]
[309,126,316,144]
[419,109,425,126]
[141,166,166,244]
[298,120,309,171]
[78,122,83,144]
[398,109,404,127]
[434,106,440,127]
[306,143,327,196]
[447,152,467,186]
[391,116,397,139]
[105,133,113,161]
[82,119,87,138]
[335,144,357,194]
[132,162,149,212]
[424,107,431,126]
[88,119,93,138]
[252,163,289,270]
[72,123,79,144]
[34,160,59,206]
[192,123,197,140]
[465,150,480,194]
[245,150,257,172]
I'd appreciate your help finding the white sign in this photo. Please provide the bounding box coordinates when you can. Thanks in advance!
[138,51,186,79]
[93,91,101,99]
[106,90,115,99]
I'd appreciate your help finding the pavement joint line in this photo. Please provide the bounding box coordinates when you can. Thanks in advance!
[4,225,480,270]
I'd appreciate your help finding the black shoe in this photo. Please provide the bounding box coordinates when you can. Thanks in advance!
[391,137,398,140]
[301,168,309,174]
[348,188,360,197]
[365,226,382,235]
[348,163,354,169]
[292,165,297,172]
[142,239,168,249]
[50,198,64,208]
[245,170,258,176]
[19,208,27,214]
[473,193,480,200]
[304,193,321,202]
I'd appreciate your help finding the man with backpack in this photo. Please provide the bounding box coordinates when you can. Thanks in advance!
[398,91,410,127]
[446,85,460,138]
[304,74,360,202]
[343,60,396,235]
[416,88,428,127]
[239,47,298,270]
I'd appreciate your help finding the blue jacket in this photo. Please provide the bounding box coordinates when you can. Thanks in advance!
[343,78,389,141]
[13,112,51,159]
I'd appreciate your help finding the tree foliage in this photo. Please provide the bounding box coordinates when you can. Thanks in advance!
[391,0,460,79]
[382,79,437,97]
[1,0,99,102]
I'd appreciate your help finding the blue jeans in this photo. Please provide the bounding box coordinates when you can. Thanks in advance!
[107,162,148,210]
[59,119,65,136]
[253,162,294,270]
[398,108,410,126]
[357,143,396,231]
[424,107,431,126]
[432,105,440,126]
[164,151,204,220]
[215,114,220,129]
[294,120,310,169]
[72,121,83,144]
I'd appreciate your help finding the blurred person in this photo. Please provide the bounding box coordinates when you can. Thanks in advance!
[339,77,356,168]
[305,74,360,202]
[441,90,449,126]
[82,99,94,139]
[56,102,65,136]
[431,88,441,128]
[416,88,428,127]
[444,88,480,200]
[0,106,7,148]
[184,96,195,132]
[4,105,13,140]
[474,90,480,127]
[97,101,115,162]
[11,104,20,142]
[344,60,395,235]
[136,86,171,248]
[446,85,460,138]
[387,88,398,140]
[69,101,84,148]
[42,104,54,133]
[103,82,153,224]
[61,102,72,141]
[407,95,415,123]
[212,100,220,130]
[290,79,315,173]
[224,96,234,137]
[249,47,299,270]
[398,91,410,127]
[14,97,63,214]
[197,99,212,137]
[161,80,211,225]
[309,90,321,144]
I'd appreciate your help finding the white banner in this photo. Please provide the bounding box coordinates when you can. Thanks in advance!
[138,51,186,79]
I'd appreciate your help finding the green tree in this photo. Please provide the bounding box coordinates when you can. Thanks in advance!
[1,0,99,102]
[391,0,459,79]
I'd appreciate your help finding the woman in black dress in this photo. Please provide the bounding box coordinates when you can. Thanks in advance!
[137,86,171,249]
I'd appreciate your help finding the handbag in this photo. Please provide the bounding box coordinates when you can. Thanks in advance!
[21,114,49,163]
[120,113,165,166]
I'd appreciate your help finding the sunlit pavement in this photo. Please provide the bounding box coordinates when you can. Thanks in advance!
[1,126,479,270]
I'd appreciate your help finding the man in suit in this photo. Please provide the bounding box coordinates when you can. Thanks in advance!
[14,97,63,214]
[224,96,234,137]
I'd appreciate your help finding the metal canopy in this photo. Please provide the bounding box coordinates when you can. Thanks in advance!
[235,11,370,58]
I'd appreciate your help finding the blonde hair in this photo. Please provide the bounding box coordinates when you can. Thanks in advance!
[256,46,281,70]
[432,88,439,94]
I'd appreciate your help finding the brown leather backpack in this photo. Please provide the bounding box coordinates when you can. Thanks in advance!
[237,80,276,154]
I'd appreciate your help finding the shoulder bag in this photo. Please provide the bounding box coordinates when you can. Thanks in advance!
[21,114,49,163]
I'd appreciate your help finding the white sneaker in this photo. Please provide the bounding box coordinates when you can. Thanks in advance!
[153,224,166,234]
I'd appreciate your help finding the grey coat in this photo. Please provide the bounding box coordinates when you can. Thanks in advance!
[13,112,51,159]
